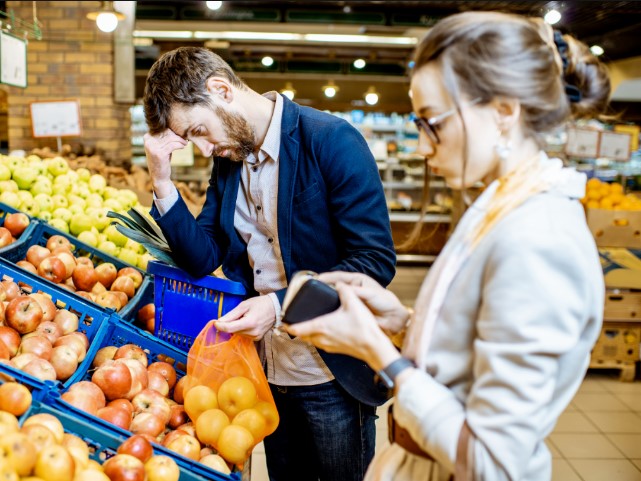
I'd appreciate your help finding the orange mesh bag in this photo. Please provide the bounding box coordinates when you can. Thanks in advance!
[185,321,279,470]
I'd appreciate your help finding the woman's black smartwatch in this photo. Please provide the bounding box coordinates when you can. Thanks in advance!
[376,357,416,389]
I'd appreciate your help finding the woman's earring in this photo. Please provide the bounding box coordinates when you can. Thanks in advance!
[494,130,512,162]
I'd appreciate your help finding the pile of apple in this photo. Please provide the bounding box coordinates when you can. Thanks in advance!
[63,342,278,473]
[0,154,154,271]
[15,234,145,313]
[0,278,90,382]
[0,380,181,481]
[0,211,32,250]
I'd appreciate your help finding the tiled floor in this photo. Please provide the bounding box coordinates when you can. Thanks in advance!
[249,267,641,480]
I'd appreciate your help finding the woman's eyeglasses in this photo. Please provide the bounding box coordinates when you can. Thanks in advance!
[413,98,481,145]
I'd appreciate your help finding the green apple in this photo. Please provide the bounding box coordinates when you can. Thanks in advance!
[138,252,154,271]
[105,224,129,247]
[102,186,119,200]
[12,166,38,190]
[0,180,19,192]
[97,233,107,244]
[4,156,24,172]
[26,154,41,163]
[0,191,20,208]
[49,218,69,233]
[76,184,91,199]
[77,230,98,247]
[69,214,94,236]
[91,212,111,232]
[68,204,84,216]
[0,164,11,181]
[19,198,40,217]
[124,238,145,255]
[51,194,69,210]
[52,183,71,196]
[37,210,52,222]
[52,207,72,223]
[67,194,86,209]
[30,180,53,196]
[27,159,47,176]
[117,247,139,267]
[97,240,118,257]
[103,198,122,211]
[85,193,103,209]
[76,168,91,183]
[17,190,33,204]
[67,169,79,183]
[47,157,69,177]
[89,174,107,194]
[33,193,54,212]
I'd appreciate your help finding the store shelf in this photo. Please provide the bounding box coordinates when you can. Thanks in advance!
[389,212,451,223]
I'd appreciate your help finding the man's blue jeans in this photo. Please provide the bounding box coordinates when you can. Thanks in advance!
[263,380,377,481]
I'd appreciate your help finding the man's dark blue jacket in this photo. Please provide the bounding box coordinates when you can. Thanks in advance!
[154,95,396,301]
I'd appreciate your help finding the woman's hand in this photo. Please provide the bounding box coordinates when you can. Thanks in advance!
[284,281,402,371]
[317,271,411,335]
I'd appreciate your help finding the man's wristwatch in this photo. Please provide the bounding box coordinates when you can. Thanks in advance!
[376,357,416,390]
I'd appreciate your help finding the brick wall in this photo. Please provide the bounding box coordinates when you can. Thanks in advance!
[6,1,131,165]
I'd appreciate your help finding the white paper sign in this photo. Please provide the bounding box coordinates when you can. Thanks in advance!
[0,32,27,88]
[30,101,82,138]
[599,131,631,161]
[566,128,600,158]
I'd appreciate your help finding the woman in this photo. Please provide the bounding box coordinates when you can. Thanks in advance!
[286,11,609,481]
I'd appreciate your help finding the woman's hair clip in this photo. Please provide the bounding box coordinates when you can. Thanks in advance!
[553,30,582,103]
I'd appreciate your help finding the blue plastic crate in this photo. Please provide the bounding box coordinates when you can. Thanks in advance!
[147,261,246,352]
[0,257,112,391]
[1,221,153,322]
[53,318,240,481]
[0,201,39,255]
[17,398,211,481]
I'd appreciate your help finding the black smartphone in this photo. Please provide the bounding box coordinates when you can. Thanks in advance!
[281,273,340,324]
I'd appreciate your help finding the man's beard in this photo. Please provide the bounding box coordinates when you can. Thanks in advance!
[214,105,256,161]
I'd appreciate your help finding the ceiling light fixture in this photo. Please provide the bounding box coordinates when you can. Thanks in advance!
[364,86,379,106]
[206,1,223,10]
[590,45,604,56]
[543,8,562,25]
[353,58,366,69]
[87,1,125,33]
[323,81,339,98]
[261,56,274,67]
[280,82,296,100]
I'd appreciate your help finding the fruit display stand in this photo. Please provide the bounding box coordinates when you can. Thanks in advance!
[1,221,154,322]
[0,201,39,255]
[50,317,240,481]
[0,257,113,390]
[147,261,246,352]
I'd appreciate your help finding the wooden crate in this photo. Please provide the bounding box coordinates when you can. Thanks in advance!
[590,321,641,381]
[604,289,641,321]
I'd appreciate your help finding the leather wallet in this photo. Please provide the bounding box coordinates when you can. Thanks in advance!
[281,272,340,324]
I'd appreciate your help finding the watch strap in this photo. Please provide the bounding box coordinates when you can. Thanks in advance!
[377,357,416,389]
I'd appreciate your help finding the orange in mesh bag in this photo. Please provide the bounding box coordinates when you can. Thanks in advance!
[185,320,279,470]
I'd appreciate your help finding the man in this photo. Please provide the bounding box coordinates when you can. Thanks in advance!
[143,47,396,481]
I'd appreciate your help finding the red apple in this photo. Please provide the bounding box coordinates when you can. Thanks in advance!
[0,226,13,247]
[95,291,122,311]
[37,257,66,284]
[129,412,165,438]
[115,344,148,367]
[173,375,190,404]
[1,281,20,301]
[5,296,43,334]
[108,398,134,417]
[121,358,148,400]
[95,263,118,289]
[16,260,38,276]
[75,291,95,302]
[29,293,57,323]
[3,213,29,237]
[75,257,93,268]
[102,454,145,481]
[50,345,79,380]
[111,276,135,300]
[72,264,98,292]
[92,345,117,369]
[67,381,106,409]
[46,235,73,252]
[12,352,38,369]
[26,245,51,268]
[147,362,176,390]
[111,291,129,309]
[117,267,143,290]
[92,359,133,401]
[167,405,189,430]
[18,335,53,360]
[54,334,87,363]
[131,389,171,424]
[52,252,76,280]
[117,435,153,463]
[53,309,79,335]
[0,326,21,356]
[67,331,89,351]
[165,434,200,461]
[145,455,180,481]
[97,406,132,430]
[146,371,169,397]
[61,390,100,416]
[161,429,188,448]
[22,357,56,381]
[35,321,63,344]
[0,340,10,360]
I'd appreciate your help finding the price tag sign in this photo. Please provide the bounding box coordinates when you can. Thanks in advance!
[599,131,631,161]
[0,32,27,88]
[30,100,82,138]
[566,127,600,158]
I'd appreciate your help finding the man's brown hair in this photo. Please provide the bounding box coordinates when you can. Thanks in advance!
[143,47,246,134]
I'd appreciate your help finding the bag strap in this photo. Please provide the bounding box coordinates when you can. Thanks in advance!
[454,421,474,481]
